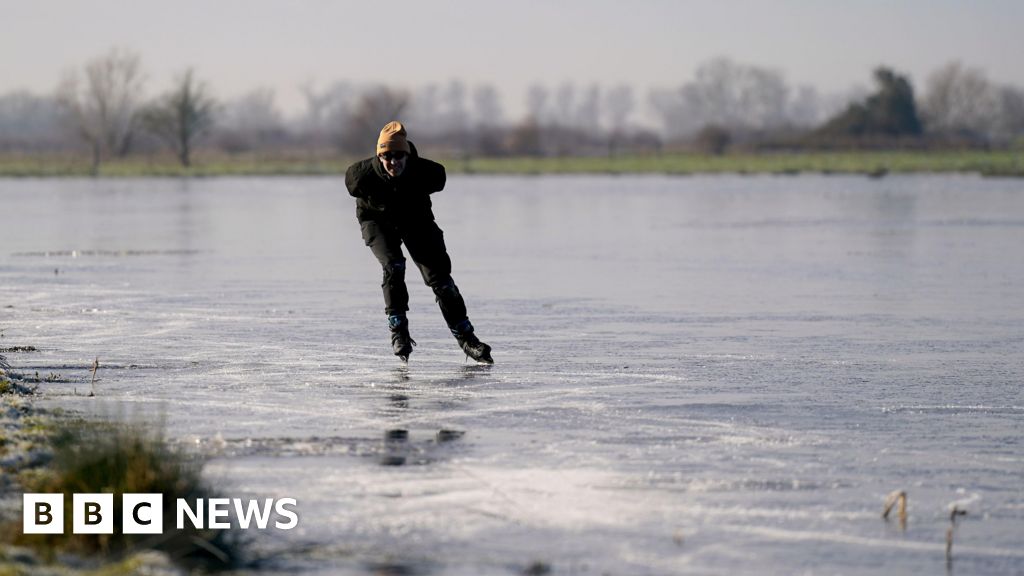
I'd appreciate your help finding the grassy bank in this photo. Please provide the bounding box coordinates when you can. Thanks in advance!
[0,357,245,575]
[1,150,1022,178]
[0,154,352,178]
[461,150,1024,177]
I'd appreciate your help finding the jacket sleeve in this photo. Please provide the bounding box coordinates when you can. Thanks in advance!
[421,159,446,194]
[345,162,368,198]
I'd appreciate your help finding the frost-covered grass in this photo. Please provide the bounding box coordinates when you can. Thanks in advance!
[0,372,245,573]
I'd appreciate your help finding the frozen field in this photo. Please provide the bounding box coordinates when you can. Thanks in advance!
[1,174,1023,574]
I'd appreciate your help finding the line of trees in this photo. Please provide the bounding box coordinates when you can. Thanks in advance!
[2,50,1023,169]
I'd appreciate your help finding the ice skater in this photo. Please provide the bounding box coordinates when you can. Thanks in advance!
[345,121,492,364]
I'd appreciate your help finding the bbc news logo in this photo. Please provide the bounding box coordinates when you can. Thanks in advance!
[23,494,298,534]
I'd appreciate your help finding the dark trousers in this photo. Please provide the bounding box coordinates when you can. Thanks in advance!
[360,218,469,330]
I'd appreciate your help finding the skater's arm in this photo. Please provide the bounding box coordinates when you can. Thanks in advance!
[419,159,446,194]
[345,160,373,198]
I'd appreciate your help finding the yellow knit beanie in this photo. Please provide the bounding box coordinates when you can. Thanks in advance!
[376,121,411,155]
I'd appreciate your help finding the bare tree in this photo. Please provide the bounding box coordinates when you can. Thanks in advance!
[576,84,601,132]
[471,84,505,156]
[141,69,215,167]
[554,83,576,127]
[547,83,579,154]
[650,57,791,141]
[472,84,504,128]
[922,62,999,137]
[994,86,1024,141]
[221,88,282,132]
[440,80,468,152]
[787,85,823,127]
[213,88,287,153]
[299,81,356,147]
[526,84,550,123]
[687,58,789,130]
[604,85,634,155]
[338,85,409,154]
[738,65,789,129]
[55,48,145,172]
[299,81,335,133]
[605,86,634,128]
[409,84,441,135]
[648,88,689,142]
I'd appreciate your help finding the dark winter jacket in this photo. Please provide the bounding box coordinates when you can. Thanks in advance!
[345,142,446,225]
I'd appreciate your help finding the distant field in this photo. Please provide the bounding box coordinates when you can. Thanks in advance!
[462,150,1024,177]
[1,150,1022,177]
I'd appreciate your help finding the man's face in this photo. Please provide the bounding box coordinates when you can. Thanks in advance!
[378,151,408,177]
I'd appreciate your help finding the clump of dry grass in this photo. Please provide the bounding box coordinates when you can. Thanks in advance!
[3,418,246,571]
[0,355,34,396]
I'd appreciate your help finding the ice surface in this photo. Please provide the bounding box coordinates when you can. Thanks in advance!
[1,174,1022,574]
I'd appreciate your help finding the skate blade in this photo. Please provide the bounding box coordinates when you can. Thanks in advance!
[466,354,494,365]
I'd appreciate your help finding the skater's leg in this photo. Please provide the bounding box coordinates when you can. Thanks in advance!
[361,220,408,315]
[431,281,471,331]
[405,222,492,363]
[402,222,466,329]
[362,220,415,359]
[381,260,410,316]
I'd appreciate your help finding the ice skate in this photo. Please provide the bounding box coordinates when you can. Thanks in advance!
[389,315,416,362]
[455,328,493,364]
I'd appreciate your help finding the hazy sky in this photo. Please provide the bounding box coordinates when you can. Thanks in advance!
[2,0,1021,118]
